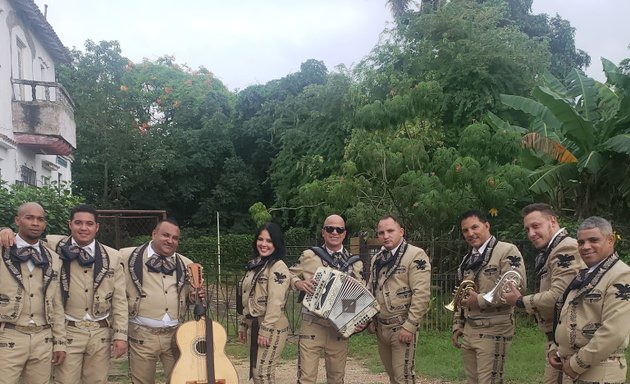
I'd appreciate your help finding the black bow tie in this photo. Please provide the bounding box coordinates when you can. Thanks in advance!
[10,245,48,268]
[331,251,344,266]
[466,250,483,270]
[568,269,590,290]
[247,257,266,271]
[376,250,396,268]
[146,254,176,275]
[60,244,95,267]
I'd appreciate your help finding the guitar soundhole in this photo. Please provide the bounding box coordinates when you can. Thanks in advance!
[192,337,206,357]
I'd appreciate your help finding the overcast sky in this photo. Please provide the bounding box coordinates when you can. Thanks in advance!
[34,0,630,90]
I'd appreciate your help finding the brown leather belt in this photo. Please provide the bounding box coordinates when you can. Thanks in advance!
[67,319,108,331]
[138,324,177,335]
[2,323,51,334]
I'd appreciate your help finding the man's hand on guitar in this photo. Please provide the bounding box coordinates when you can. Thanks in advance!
[295,279,316,295]
[257,335,270,347]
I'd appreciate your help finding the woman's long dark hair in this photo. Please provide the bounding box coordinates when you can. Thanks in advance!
[251,222,286,262]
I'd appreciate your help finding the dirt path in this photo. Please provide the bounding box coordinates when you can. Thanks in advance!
[109,356,447,383]
[232,357,449,384]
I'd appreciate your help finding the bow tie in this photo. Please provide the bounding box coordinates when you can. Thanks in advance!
[466,250,483,269]
[146,254,176,275]
[331,251,344,266]
[10,245,48,268]
[568,269,589,290]
[376,250,395,267]
[60,244,95,267]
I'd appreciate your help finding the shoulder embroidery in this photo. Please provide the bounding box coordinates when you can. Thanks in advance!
[556,254,575,268]
[413,259,427,270]
[507,255,521,268]
[613,283,630,301]
[273,271,287,284]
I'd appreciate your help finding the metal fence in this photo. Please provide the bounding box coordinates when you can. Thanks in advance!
[196,239,540,336]
[97,210,166,249]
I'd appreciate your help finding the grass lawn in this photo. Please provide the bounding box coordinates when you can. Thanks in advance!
[348,325,561,383]
[226,324,548,382]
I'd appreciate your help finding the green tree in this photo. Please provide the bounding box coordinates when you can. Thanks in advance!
[360,0,550,137]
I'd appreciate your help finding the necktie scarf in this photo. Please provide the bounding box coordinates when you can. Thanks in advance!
[146,254,176,275]
[10,245,48,268]
[60,244,95,267]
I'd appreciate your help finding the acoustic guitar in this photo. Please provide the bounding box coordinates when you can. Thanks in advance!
[171,263,239,384]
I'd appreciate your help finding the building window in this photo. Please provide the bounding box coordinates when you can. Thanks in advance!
[19,165,37,187]
[16,38,26,99]
[56,156,68,168]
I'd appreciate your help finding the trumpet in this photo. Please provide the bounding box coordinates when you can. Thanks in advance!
[482,270,522,305]
[445,280,477,311]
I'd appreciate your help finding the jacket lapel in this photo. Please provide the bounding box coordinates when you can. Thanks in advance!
[2,246,24,288]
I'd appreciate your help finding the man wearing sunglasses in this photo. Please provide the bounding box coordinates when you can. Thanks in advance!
[0,204,128,384]
[290,214,364,384]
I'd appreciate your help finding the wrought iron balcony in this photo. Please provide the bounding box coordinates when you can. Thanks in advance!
[11,79,76,156]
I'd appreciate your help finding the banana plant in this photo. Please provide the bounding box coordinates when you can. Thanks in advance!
[490,58,630,218]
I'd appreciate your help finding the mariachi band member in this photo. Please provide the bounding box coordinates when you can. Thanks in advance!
[502,203,583,384]
[238,222,290,384]
[0,203,66,383]
[550,216,630,383]
[120,219,194,384]
[368,214,431,384]
[289,214,364,384]
[452,209,526,384]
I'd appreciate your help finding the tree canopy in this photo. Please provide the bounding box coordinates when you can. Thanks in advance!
[53,0,629,242]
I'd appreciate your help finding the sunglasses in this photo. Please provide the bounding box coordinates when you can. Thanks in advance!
[324,226,346,234]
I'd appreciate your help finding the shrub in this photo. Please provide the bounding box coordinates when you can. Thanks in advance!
[0,181,84,235]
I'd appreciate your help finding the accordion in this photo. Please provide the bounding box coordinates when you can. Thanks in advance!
[303,266,379,338]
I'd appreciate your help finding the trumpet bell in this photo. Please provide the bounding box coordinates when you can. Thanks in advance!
[444,280,477,312]
[482,270,522,305]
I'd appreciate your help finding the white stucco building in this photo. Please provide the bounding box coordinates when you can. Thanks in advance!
[0,0,75,187]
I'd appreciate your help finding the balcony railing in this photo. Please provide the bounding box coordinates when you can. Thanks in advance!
[11,78,76,155]
[12,78,75,110]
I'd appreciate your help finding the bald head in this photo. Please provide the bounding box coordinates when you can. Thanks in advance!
[17,202,44,217]
[15,202,46,244]
[324,215,344,227]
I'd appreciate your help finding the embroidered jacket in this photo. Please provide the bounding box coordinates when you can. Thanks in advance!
[368,241,431,334]
[48,235,128,341]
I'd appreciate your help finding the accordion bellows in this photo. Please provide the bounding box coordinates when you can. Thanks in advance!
[303,266,380,338]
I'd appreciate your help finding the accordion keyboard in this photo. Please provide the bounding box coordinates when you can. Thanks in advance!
[303,267,379,338]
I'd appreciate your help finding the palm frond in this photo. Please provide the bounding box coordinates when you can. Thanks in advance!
[603,134,630,155]
[577,150,604,174]
[566,69,600,123]
[500,94,561,131]
[533,86,595,153]
[529,162,578,195]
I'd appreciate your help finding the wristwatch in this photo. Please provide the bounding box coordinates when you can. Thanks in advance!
[516,296,525,309]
